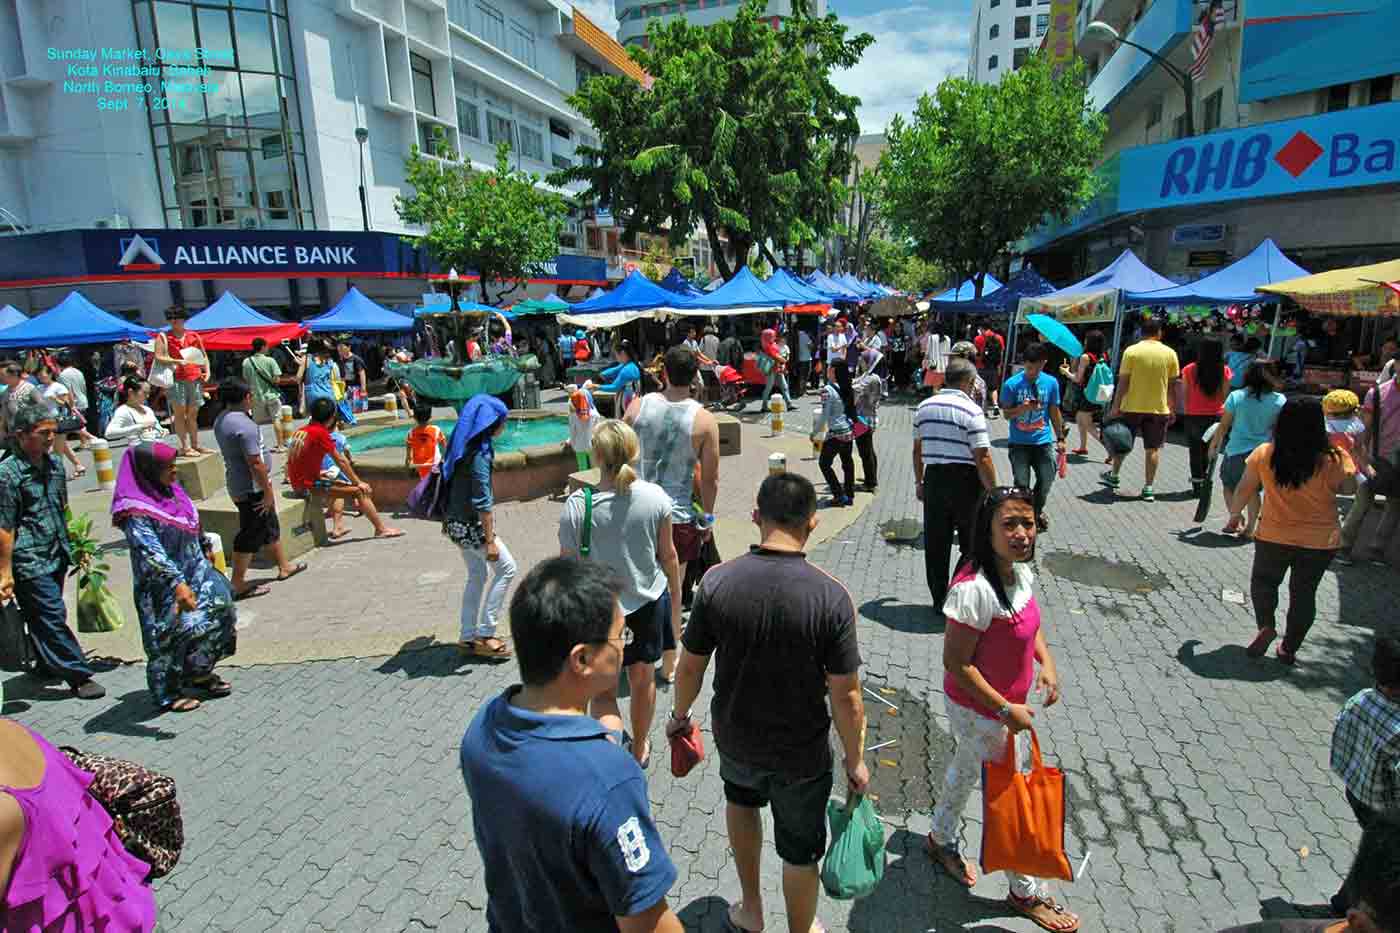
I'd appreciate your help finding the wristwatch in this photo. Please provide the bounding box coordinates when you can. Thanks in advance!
[996,703,1012,723]
[670,709,691,722]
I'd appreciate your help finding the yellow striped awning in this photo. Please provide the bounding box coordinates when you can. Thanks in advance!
[1257,259,1400,316]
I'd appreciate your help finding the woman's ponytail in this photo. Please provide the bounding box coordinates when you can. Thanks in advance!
[589,419,641,494]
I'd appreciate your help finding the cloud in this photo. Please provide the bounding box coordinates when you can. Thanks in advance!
[572,0,622,36]
[831,6,969,134]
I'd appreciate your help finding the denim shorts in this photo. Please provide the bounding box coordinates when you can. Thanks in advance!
[1220,453,1248,489]
[168,380,204,408]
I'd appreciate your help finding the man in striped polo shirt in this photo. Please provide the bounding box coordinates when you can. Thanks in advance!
[914,358,998,614]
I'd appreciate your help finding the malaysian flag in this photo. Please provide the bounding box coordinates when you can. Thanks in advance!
[1189,0,1226,80]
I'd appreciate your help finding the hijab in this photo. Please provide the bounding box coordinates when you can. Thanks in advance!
[111,442,201,534]
[442,395,509,483]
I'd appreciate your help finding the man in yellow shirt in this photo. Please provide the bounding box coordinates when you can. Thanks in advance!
[1104,318,1180,501]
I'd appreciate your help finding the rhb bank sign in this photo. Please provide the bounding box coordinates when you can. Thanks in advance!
[1119,102,1400,212]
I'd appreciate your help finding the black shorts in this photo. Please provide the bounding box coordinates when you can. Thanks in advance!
[1123,411,1170,450]
[623,590,669,666]
[233,496,281,554]
[721,756,834,865]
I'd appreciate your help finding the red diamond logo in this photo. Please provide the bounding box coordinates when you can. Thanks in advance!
[1274,131,1324,178]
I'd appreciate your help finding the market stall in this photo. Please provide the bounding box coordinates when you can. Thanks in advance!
[184,291,308,350]
[929,274,1005,303]
[0,291,152,348]
[557,271,678,329]
[305,286,414,333]
[0,305,27,330]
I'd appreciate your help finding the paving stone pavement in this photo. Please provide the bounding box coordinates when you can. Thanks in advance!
[7,393,1399,932]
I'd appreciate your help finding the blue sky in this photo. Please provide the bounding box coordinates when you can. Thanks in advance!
[572,0,971,134]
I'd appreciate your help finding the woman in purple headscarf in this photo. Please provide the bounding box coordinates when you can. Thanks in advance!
[112,442,237,712]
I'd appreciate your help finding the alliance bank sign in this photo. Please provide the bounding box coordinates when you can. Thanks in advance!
[116,233,361,273]
[1118,101,1400,213]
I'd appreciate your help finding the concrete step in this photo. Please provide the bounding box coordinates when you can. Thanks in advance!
[196,488,319,562]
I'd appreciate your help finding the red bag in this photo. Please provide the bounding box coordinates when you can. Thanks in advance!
[669,720,705,777]
[1057,448,1068,478]
[574,340,592,362]
[980,729,1073,882]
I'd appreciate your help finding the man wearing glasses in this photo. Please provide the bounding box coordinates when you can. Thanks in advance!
[461,557,682,933]
[0,403,104,699]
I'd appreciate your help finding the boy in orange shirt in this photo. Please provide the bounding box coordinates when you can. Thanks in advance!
[405,401,446,478]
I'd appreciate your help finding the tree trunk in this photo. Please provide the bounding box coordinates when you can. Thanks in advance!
[759,241,781,273]
[702,209,734,282]
[728,234,753,279]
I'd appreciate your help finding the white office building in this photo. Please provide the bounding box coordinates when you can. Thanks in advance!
[0,0,653,322]
[615,0,824,48]
[967,0,1051,83]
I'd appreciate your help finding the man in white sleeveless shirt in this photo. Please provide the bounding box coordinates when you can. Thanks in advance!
[626,345,720,681]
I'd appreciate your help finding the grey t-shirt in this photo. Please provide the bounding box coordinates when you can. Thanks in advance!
[214,409,268,500]
[558,479,673,613]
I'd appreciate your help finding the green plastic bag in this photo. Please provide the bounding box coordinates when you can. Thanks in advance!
[76,579,124,634]
[820,794,886,900]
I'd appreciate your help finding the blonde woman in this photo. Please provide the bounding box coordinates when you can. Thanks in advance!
[558,419,682,769]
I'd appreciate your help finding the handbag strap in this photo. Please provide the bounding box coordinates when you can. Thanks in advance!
[1001,727,1044,771]
[580,486,593,557]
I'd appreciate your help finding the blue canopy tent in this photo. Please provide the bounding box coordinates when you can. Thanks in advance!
[767,269,836,306]
[0,305,28,329]
[673,266,786,316]
[659,268,704,298]
[837,274,885,299]
[0,291,151,348]
[1124,238,1309,307]
[931,274,1005,303]
[305,286,414,333]
[928,266,1057,314]
[804,270,862,300]
[182,290,307,350]
[1017,249,1176,365]
[558,271,680,329]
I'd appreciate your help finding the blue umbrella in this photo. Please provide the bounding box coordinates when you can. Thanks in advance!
[1025,314,1083,359]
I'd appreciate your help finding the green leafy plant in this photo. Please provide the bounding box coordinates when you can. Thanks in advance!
[66,509,111,590]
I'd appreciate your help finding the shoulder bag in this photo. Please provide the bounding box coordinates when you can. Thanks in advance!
[580,486,593,557]
[147,336,175,389]
[61,746,184,879]
[1369,387,1400,497]
[0,598,34,672]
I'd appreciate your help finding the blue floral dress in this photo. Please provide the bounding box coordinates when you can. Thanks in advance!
[121,516,237,708]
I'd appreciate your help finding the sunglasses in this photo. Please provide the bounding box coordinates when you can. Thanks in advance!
[985,485,1034,505]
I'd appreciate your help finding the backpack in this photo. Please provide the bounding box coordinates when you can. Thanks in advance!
[982,334,1002,369]
[1085,355,1115,407]
[61,747,183,879]
[574,339,592,362]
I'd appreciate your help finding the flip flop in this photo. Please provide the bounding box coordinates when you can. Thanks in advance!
[925,834,977,887]
[1007,893,1079,932]
[165,697,202,713]
[234,584,271,601]
[276,562,308,582]
[190,675,233,697]
[375,528,406,539]
[328,528,351,540]
[725,903,763,933]
[470,638,513,660]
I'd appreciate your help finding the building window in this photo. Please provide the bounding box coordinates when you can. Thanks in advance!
[448,0,469,28]
[181,144,205,176]
[1013,46,1030,69]
[990,0,999,8]
[518,124,544,162]
[553,154,573,170]
[1326,83,1351,112]
[264,190,289,220]
[1172,113,1187,139]
[987,54,998,70]
[457,96,481,141]
[1146,96,1162,128]
[509,22,537,69]
[1370,75,1394,105]
[1016,0,1031,7]
[419,121,446,156]
[576,55,604,91]
[989,23,999,37]
[1014,15,1030,38]
[260,134,284,160]
[474,2,505,49]
[1202,88,1223,132]
[410,52,436,116]
[1036,13,1049,35]
[549,118,572,140]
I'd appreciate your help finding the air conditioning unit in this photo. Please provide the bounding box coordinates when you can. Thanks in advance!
[92,213,130,229]
[242,217,259,229]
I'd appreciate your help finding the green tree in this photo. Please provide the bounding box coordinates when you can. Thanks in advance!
[861,235,909,285]
[892,255,945,294]
[555,0,871,280]
[879,55,1105,298]
[396,136,567,304]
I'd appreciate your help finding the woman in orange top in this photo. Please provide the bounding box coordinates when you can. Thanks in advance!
[404,401,446,478]
[1226,397,1357,664]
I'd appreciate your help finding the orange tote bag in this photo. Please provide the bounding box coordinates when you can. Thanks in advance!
[980,728,1073,881]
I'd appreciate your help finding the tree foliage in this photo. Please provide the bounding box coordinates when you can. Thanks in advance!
[879,55,1106,298]
[555,0,872,280]
[396,137,567,304]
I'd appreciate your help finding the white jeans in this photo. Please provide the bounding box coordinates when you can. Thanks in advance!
[459,539,517,641]
[930,697,1041,899]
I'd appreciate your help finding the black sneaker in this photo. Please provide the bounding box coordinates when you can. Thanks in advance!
[73,679,106,700]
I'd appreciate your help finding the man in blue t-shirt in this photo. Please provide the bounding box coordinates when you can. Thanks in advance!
[461,557,682,933]
[1000,342,1066,531]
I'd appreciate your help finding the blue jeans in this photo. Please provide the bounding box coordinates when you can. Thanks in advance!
[1008,443,1056,518]
[15,564,93,685]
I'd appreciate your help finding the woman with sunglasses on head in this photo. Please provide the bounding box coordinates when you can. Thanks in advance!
[1227,397,1357,665]
[926,486,1078,932]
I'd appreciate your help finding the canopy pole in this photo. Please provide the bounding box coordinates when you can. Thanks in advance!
[1002,304,1019,391]
[1266,303,1283,359]
[1109,291,1126,366]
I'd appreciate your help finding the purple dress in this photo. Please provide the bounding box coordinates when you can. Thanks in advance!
[1,728,156,932]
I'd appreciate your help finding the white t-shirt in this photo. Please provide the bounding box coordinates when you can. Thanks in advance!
[104,404,163,444]
[942,564,1035,630]
[825,331,849,364]
[558,480,674,613]
[42,382,70,403]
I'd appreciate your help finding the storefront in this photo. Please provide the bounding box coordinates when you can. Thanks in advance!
[0,228,608,325]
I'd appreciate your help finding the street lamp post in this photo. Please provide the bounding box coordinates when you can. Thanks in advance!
[355,126,371,231]
[1085,21,1194,137]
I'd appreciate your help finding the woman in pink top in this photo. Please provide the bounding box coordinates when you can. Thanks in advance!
[926,487,1078,932]
[0,719,156,931]
[1178,338,1232,493]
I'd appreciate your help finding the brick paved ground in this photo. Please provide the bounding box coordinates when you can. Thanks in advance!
[7,392,1398,932]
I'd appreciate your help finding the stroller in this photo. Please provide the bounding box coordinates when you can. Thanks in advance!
[715,365,747,410]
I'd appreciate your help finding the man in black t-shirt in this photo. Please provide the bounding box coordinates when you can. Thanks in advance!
[337,341,367,399]
[668,473,869,933]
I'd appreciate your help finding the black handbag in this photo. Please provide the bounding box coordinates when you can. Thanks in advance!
[1369,391,1400,497]
[0,598,35,673]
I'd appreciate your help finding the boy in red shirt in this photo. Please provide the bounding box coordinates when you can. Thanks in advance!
[287,397,404,540]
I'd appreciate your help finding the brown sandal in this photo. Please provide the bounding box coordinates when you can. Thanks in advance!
[925,834,977,887]
[166,697,202,713]
[1007,893,1079,932]
[470,638,513,660]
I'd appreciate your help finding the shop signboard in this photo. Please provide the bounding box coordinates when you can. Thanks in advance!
[1188,250,1229,267]
[1171,223,1225,245]
[1239,0,1400,104]
[1045,0,1077,73]
[1119,102,1400,213]
[1017,289,1119,325]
